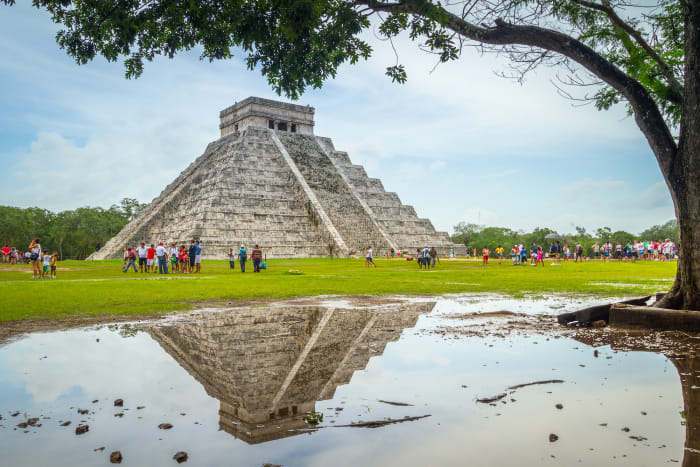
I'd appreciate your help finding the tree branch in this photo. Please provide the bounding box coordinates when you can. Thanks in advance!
[570,0,683,99]
[355,0,677,173]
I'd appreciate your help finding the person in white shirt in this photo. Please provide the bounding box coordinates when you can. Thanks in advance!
[365,246,377,268]
[42,252,51,278]
[156,242,168,274]
[137,242,148,273]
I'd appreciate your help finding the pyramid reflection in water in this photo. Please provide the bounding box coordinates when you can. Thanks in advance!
[150,302,435,444]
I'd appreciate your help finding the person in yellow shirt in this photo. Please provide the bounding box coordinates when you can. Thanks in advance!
[495,245,504,265]
[50,252,58,278]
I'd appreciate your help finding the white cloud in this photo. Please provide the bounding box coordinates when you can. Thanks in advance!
[0,3,675,237]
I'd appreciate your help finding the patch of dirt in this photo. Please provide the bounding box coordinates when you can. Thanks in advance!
[440,310,524,320]
[422,313,568,340]
[425,307,700,359]
[0,266,33,273]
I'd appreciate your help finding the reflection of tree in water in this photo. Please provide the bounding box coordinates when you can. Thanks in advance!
[149,302,434,444]
[671,356,699,467]
[574,331,698,466]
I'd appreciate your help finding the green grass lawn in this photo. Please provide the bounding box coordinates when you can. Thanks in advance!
[0,257,676,322]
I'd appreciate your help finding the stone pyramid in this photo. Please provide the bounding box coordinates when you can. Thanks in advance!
[149,301,434,444]
[89,97,460,259]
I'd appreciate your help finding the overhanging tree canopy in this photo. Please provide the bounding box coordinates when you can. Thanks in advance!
[4,0,698,309]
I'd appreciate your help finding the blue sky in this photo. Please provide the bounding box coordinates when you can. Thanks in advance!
[0,2,675,235]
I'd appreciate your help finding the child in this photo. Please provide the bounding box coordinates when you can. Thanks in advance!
[229,248,236,269]
[535,246,544,267]
[50,252,58,278]
[482,247,490,266]
[42,251,51,278]
[170,250,178,273]
[180,246,189,274]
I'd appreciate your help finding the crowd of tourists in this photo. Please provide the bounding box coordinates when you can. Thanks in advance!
[366,246,441,268]
[481,239,680,266]
[121,240,266,274]
[228,245,265,273]
[5,238,59,278]
[414,247,440,268]
[588,240,678,261]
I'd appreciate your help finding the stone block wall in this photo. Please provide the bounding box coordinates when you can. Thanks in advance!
[278,134,391,256]
[90,111,462,259]
[316,137,461,257]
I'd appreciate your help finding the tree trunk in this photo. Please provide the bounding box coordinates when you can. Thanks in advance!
[656,0,700,311]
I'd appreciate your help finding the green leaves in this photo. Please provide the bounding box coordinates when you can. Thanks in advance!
[385,64,407,83]
[8,0,687,116]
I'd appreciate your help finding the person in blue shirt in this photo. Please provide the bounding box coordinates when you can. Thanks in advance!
[520,246,527,265]
[238,245,247,273]
[194,240,202,273]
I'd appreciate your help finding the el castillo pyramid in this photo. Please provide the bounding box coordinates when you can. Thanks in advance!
[149,301,434,444]
[89,97,460,259]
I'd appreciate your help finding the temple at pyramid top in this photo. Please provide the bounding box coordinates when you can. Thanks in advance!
[219,96,315,136]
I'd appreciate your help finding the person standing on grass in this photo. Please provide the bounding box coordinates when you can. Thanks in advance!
[482,247,490,266]
[156,242,168,274]
[188,240,197,273]
[180,246,189,274]
[170,249,178,272]
[195,240,202,273]
[136,242,147,272]
[228,248,236,269]
[1,245,10,263]
[41,251,50,278]
[252,244,263,272]
[430,247,439,268]
[574,242,584,262]
[496,245,504,265]
[146,244,156,273]
[123,247,138,272]
[535,246,545,267]
[416,248,422,269]
[50,252,57,278]
[28,238,42,278]
[238,245,247,273]
[366,246,377,268]
[9,247,17,265]
[520,246,528,265]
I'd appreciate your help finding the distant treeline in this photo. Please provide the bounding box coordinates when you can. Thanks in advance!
[0,199,148,260]
[451,220,680,256]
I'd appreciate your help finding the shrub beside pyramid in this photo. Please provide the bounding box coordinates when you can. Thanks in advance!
[89,97,460,259]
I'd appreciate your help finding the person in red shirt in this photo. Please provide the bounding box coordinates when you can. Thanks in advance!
[146,244,156,273]
[1,245,10,264]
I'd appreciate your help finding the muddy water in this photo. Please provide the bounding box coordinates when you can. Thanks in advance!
[0,296,694,466]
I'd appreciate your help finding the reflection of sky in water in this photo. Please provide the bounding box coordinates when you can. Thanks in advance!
[0,297,687,466]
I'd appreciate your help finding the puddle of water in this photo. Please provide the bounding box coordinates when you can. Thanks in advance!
[0,297,694,466]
